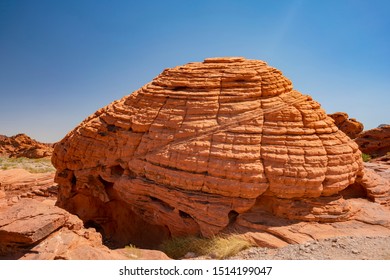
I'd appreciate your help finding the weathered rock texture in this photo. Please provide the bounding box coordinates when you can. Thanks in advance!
[52,57,367,248]
[0,199,169,260]
[355,124,390,157]
[0,134,53,158]
[0,199,80,256]
[0,169,56,209]
[328,112,364,139]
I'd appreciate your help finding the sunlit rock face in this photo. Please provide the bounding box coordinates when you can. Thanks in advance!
[52,57,363,248]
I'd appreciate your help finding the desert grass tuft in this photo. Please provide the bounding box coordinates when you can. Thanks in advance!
[0,156,55,173]
[160,234,252,259]
[361,153,371,162]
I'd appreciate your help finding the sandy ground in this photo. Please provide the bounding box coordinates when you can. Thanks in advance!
[229,235,390,260]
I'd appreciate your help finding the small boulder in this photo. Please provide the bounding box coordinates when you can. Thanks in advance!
[329,112,364,139]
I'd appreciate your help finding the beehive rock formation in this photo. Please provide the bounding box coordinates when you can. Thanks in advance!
[52,57,365,248]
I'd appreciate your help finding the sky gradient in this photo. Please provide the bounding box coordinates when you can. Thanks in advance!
[1,0,389,142]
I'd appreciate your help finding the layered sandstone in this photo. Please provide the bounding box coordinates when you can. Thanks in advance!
[0,134,53,158]
[355,124,390,157]
[52,57,366,248]
[0,169,56,209]
[0,199,169,260]
[329,112,364,139]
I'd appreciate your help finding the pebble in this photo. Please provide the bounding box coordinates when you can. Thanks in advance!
[184,252,197,259]
[33,190,45,196]
[339,243,347,249]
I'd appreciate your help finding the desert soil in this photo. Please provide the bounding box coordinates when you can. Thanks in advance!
[228,235,390,260]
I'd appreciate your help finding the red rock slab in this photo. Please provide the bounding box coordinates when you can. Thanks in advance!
[235,197,390,248]
[0,199,69,251]
[20,227,124,260]
[0,169,56,207]
[20,225,171,260]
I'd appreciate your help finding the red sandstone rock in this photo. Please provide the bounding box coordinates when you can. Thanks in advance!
[52,57,366,247]
[232,163,390,249]
[356,168,390,205]
[355,124,390,157]
[234,197,390,248]
[0,199,74,254]
[0,134,53,158]
[0,169,56,208]
[0,199,170,259]
[20,227,127,260]
[328,112,364,139]
[370,153,390,167]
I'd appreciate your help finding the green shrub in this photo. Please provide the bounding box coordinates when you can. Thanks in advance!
[361,153,372,162]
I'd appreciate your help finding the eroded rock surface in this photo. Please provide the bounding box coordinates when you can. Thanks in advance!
[52,57,369,247]
[0,134,53,158]
[0,199,169,260]
[329,112,364,139]
[355,124,390,157]
[0,169,56,209]
[0,199,79,255]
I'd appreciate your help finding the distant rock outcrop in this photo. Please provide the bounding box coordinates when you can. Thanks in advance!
[328,112,364,139]
[355,124,390,157]
[0,134,53,158]
[51,57,387,248]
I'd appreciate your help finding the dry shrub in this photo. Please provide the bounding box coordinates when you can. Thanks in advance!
[160,234,252,259]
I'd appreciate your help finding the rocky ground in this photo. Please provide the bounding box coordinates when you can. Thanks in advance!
[229,236,390,260]
[1,152,390,260]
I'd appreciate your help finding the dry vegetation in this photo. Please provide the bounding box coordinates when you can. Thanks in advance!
[159,234,253,259]
[0,156,55,173]
[361,153,372,162]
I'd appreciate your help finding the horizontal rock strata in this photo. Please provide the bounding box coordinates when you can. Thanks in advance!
[355,124,390,157]
[52,57,364,247]
[0,169,56,209]
[328,112,363,139]
[0,134,53,158]
[0,199,170,260]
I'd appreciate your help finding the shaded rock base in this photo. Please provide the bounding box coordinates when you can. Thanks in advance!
[58,193,171,249]
[0,199,170,260]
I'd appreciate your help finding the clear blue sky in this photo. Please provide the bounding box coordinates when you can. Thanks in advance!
[1,0,389,142]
